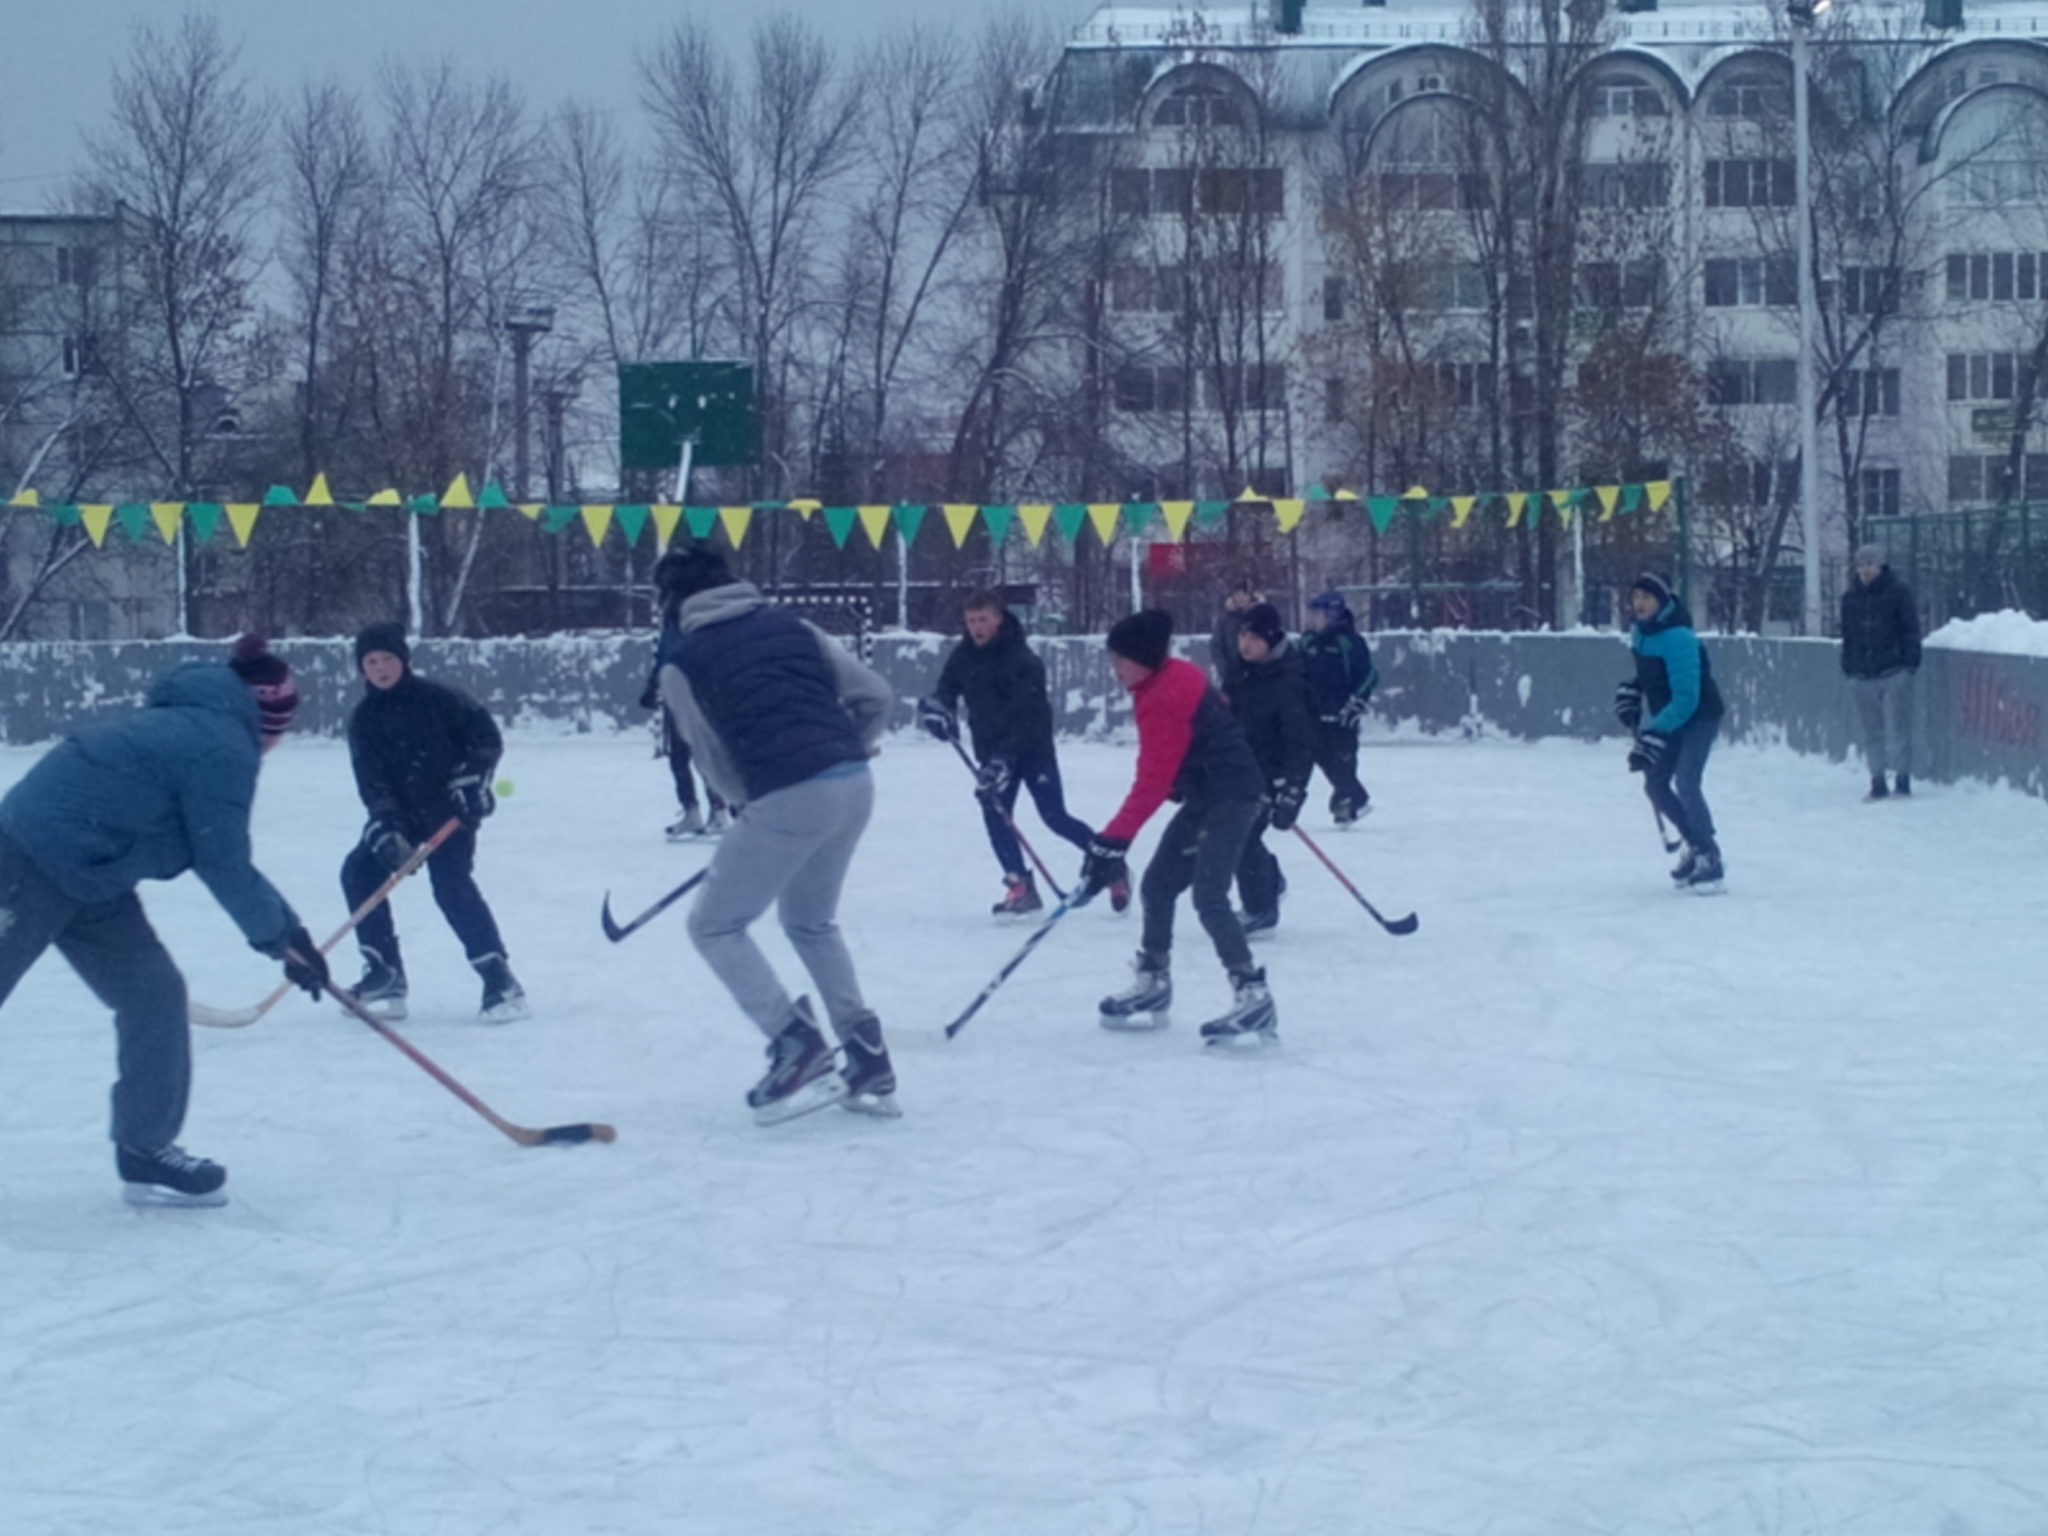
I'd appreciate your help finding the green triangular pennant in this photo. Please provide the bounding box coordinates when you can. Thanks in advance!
[409,494,441,515]
[48,503,82,526]
[822,505,859,549]
[1121,502,1156,536]
[684,505,719,540]
[541,503,580,534]
[1304,482,1330,502]
[1366,496,1398,533]
[1427,496,1448,519]
[982,505,1016,546]
[114,503,152,541]
[185,503,223,543]
[613,505,649,544]
[1621,483,1643,514]
[476,481,511,510]
[1194,500,1231,527]
[262,484,298,507]
[1052,503,1088,542]
[892,504,928,545]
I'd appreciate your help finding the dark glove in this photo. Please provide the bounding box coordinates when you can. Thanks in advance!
[1075,835,1131,906]
[638,675,660,711]
[256,923,331,1001]
[1266,778,1306,833]
[365,817,415,874]
[975,755,1013,803]
[1614,680,1643,731]
[917,696,957,742]
[1627,730,1671,774]
[449,772,495,828]
[1337,695,1368,728]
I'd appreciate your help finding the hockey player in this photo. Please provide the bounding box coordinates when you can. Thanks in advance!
[1075,610,1278,1047]
[0,636,328,1206]
[640,558,730,839]
[655,543,900,1123]
[1227,603,1316,938]
[917,590,1109,917]
[340,623,528,1023]
[1615,573,1728,893]
[1299,590,1378,825]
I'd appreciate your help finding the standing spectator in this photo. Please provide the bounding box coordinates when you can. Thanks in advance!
[1616,574,1728,893]
[341,624,528,1023]
[1210,577,1262,701]
[657,543,900,1123]
[1299,590,1378,825]
[1227,603,1316,938]
[1841,544,1921,801]
[0,637,327,1206]
[917,591,1107,918]
[642,552,731,839]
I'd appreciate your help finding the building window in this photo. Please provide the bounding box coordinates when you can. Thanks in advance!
[1704,256,1796,307]
[54,246,99,287]
[1704,158,1796,208]
[1945,251,2047,302]
[1840,368,1901,418]
[1703,457,1796,505]
[1948,453,2048,504]
[1324,375,1346,423]
[1323,275,1344,322]
[1949,161,2048,209]
[1432,361,1496,407]
[1578,258,1663,310]
[1114,366,1155,414]
[1706,80,1791,119]
[1377,169,1487,212]
[1849,467,1901,521]
[60,335,98,377]
[1107,165,1278,217]
[1202,361,1288,412]
[1946,352,2041,402]
[1423,263,1490,311]
[1708,358,1797,406]
[1582,161,1670,211]
[1588,76,1667,117]
[1840,266,1901,316]
[1154,83,1246,130]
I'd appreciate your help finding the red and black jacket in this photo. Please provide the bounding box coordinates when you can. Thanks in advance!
[1103,658,1264,843]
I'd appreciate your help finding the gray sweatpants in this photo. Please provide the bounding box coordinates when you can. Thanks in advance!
[1851,670,1915,779]
[0,834,192,1149]
[687,766,874,1041]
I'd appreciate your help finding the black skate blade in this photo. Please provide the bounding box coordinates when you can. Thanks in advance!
[122,1182,229,1209]
[752,1075,849,1126]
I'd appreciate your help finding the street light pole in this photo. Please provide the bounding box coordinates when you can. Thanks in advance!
[505,305,556,502]
[1791,2,1827,635]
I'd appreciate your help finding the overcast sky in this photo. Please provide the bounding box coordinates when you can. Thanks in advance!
[0,0,1104,202]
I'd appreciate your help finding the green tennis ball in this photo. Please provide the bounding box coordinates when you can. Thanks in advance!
[494,778,515,798]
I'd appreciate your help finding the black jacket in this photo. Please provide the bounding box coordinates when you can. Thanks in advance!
[1211,608,1250,700]
[1299,612,1378,720]
[348,670,502,835]
[1228,638,1316,791]
[933,611,1056,764]
[1840,568,1922,679]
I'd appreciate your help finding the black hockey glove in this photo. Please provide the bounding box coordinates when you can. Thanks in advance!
[974,755,1013,803]
[1337,695,1368,728]
[1614,680,1643,731]
[1627,730,1671,775]
[637,674,660,712]
[449,772,496,829]
[1076,835,1131,907]
[256,923,331,1001]
[916,696,957,743]
[1266,778,1307,834]
[365,817,416,874]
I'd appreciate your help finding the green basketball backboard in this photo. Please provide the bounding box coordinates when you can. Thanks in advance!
[618,361,757,471]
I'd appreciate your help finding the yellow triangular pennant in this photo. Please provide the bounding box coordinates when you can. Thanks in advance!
[1596,485,1622,521]
[441,473,474,509]
[1451,495,1476,528]
[787,497,821,520]
[1086,503,1122,544]
[1549,489,1576,528]
[1160,500,1195,540]
[366,488,402,506]
[1505,492,1530,528]
[305,473,334,506]
[718,505,752,547]
[1272,498,1306,533]
[1235,484,1262,504]
[517,502,544,521]
[149,502,185,544]
[1017,504,1053,546]
[1646,480,1672,513]
[79,504,113,547]
[225,503,260,547]
[942,503,980,548]
[580,504,615,546]
[651,504,682,544]
[857,505,893,549]
[9,488,40,507]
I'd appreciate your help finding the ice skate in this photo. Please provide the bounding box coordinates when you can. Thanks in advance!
[118,1143,228,1208]
[838,1014,901,1119]
[1684,849,1727,896]
[1668,845,1699,887]
[748,1000,847,1124]
[1200,967,1278,1048]
[350,945,408,1021]
[474,954,531,1024]
[666,802,705,840]
[1894,773,1912,798]
[1863,774,1889,802]
[1239,908,1279,941]
[703,803,731,836]
[1098,951,1172,1031]
[992,872,1043,920]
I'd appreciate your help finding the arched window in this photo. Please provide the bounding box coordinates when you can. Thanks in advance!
[1154,82,1246,129]
[1707,73,1791,120]
[1588,72,1669,118]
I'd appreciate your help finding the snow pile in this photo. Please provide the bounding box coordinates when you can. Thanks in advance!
[1925,608,2048,656]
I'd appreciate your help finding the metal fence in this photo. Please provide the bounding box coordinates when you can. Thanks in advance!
[1865,508,2048,629]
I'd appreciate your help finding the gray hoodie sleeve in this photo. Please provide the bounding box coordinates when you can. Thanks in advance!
[658,664,747,806]
[803,621,892,753]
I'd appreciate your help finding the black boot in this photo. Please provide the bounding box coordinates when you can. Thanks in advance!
[474,953,530,1023]
[352,944,408,1020]
[1864,774,1889,802]
[1894,773,1912,797]
[747,1000,846,1124]
[118,1143,228,1207]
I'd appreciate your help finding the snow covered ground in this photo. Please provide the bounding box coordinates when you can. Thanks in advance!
[2,725,2045,1536]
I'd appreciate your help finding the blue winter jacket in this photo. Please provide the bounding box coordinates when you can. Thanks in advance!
[1630,598,1725,734]
[0,663,296,944]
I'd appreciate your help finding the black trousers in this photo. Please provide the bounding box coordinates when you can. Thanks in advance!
[979,747,1094,878]
[663,707,725,812]
[1312,720,1369,815]
[1139,797,1262,974]
[1234,811,1284,919]
[342,824,506,966]
[0,835,191,1149]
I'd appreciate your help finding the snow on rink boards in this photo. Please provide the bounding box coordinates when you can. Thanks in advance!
[1,727,2044,1536]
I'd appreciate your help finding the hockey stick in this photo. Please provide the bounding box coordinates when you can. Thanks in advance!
[944,898,1075,1039]
[191,817,464,1029]
[1290,825,1419,936]
[601,868,709,943]
[946,737,1070,900]
[326,980,615,1146]
[1650,803,1681,854]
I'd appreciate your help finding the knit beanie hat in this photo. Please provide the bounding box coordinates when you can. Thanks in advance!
[1106,609,1173,670]
[1241,602,1286,648]
[1854,544,1885,567]
[1631,573,1674,607]
[354,621,411,671]
[228,634,299,738]
[656,542,735,604]
[1307,589,1349,615]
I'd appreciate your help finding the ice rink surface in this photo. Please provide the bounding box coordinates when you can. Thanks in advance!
[2,725,2044,1535]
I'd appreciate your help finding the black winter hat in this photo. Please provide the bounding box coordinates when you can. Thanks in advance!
[1631,573,1674,608]
[354,621,411,670]
[1106,609,1173,670]
[1241,602,1286,648]
[228,634,299,737]
[657,541,735,604]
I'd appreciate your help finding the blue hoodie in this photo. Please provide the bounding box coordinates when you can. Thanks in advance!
[1630,597,1725,734]
[0,663,295,944]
